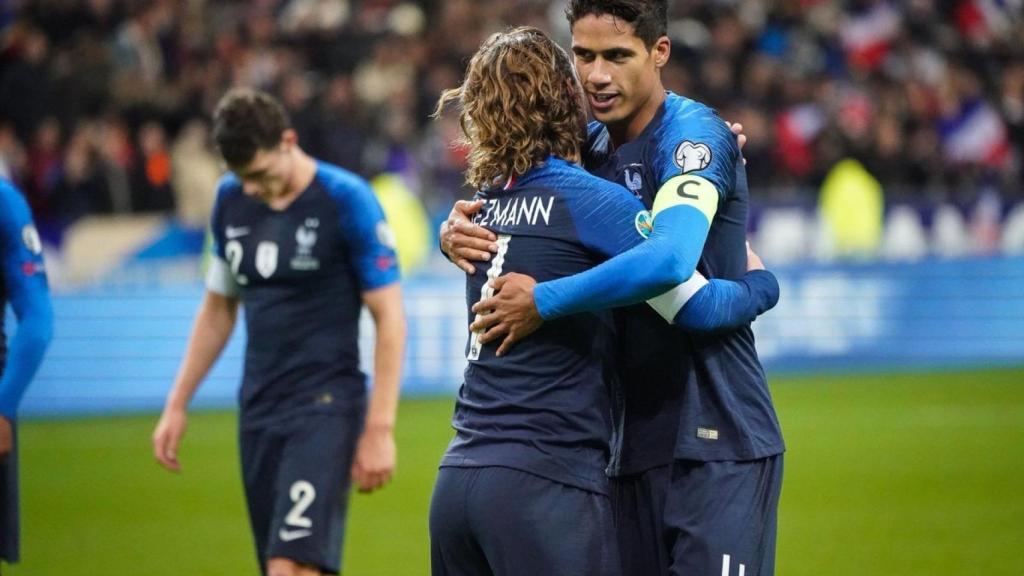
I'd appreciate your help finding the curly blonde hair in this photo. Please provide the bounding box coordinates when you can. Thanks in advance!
[434,27,586,190]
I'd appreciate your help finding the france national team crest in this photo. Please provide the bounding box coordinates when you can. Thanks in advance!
[291,217,320,271]
[624,164,643,198]
[256,241,279,278]
[674,140,712,173]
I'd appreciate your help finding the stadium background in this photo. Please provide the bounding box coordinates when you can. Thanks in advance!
[2,0,1023,574]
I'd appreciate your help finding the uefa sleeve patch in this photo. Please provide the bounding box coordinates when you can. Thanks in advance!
[673,141,712,173]
[634,210,653,238]
[652,175,719,224]
[22,224,42,255]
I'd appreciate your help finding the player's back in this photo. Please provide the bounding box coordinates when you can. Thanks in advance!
[210,162,398,428]
[444,156,643,495]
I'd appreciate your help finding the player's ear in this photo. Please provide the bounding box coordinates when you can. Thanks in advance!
[652,36,670,69]
[280,129,299,149]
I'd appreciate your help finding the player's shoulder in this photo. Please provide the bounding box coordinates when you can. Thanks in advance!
[0,178,31,225]
[214,172,244,204]
[538,156,632,205]
[315,160,373,202]
[656,93,731,140]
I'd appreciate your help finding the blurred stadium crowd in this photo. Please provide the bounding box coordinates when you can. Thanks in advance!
[1,0,1022,245]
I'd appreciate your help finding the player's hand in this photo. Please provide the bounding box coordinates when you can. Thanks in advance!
[440,200,497,274]
[351,424,396,494]
[470,273,543,357]
[725,121,748,165]
[152,406,187,473]
[0,416,12,457]
[746,241,765,271]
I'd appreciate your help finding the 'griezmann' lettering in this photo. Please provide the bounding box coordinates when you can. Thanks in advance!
[476,196,554,228]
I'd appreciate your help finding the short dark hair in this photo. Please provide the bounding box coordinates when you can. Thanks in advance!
[565,0,668,49]
[211,88,291,167]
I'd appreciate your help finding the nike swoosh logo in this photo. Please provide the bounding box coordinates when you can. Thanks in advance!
[226,226,250,239]
[278,528,312,542]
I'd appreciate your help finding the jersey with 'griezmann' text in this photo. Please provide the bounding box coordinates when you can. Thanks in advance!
[208,161,399,429]
[441,156,648,495]
[585,92,785,465]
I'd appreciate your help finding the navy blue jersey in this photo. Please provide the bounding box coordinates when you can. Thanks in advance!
[0,179,51,419]
[208,162,399,428]
[585,93,784,464]
[442,156,648,494]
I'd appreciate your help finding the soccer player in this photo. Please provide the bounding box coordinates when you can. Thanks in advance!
[151,88,405,576]
[0,178,53,567]
[430,26,778,576]
[443,2,785,575]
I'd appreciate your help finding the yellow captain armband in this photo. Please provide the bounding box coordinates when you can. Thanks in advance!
[651,175,720,224]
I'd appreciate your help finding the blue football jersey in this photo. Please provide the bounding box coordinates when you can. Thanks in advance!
[208,162,400,428]
[0,179,51,418]
[585,92,784,465]
[442,156,649,494]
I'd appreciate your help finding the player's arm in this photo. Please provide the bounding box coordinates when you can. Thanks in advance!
[0,187,54,455]
[336,179,405,493]
[153,178,241,472]
[656,244,779,331]
[355,282,405,493]
[153,283,239,473]
[531,116,740,319]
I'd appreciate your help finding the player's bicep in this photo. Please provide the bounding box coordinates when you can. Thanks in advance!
[652,174,720,225]
[339,184,400,290]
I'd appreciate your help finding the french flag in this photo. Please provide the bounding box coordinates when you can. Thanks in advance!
[938,98,1011,168]
[840,2,901,72]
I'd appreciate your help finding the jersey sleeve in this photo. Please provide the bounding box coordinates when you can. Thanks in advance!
[334,179,400,291]
[650,107,739,205]
[0,182,54,418]
[205,176,240,297]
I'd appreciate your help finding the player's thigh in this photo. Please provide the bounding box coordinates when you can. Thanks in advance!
[610,465,672,576]
[265,413,363,573]
[0,425,19,563]
[240,424,288,565]
[665,455,783,576]
[471,467,619,576]
[429,467,492,576]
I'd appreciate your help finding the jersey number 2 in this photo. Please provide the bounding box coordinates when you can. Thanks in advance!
[284,480,316,529]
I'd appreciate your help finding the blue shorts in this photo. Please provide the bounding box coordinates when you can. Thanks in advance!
[0,425,17,564]
[239,412,363,575]
[610,465,672,576]
[664,455,784,576]
[430,466,619,576]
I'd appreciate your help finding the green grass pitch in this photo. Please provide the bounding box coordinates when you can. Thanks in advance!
[8,368,1024,575]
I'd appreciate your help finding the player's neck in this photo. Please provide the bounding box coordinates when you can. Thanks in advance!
[267,151,317,211]
[608,88,666,150]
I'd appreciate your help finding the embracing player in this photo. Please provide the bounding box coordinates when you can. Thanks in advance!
[431,25,778,576]
[444,2,785,575]
[152,88,405,576]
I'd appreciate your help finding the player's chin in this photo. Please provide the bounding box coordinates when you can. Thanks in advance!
[589,104,624,125]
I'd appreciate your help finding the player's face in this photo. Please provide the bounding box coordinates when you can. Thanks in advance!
[571,14,669,135]
[232,144,293,203]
